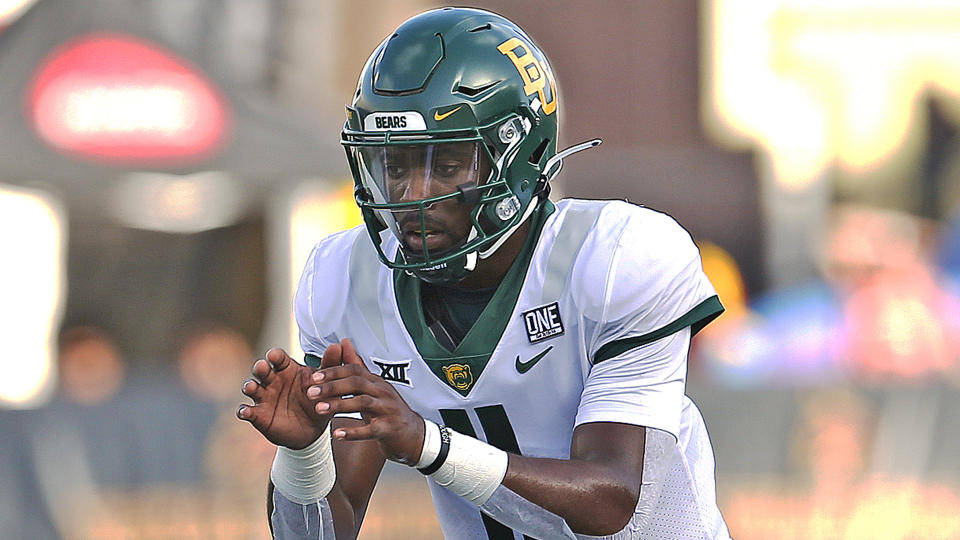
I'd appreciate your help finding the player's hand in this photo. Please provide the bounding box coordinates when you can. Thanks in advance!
[307,338,425,465]
[237,347,333,450]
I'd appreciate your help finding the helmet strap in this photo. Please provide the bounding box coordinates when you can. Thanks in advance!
[478,195,541,260]
[464,250,478,271]
[475,139,602,261]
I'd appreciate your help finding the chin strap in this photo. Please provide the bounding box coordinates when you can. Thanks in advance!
[462,137,603,268]
[477,194,541,260]
[464,250,478,271]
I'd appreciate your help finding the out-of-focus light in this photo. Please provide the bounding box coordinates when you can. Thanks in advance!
[177,326,252,402]
[699,241,747,317]
[698,282,847,385]
[704,0,960,188]
[725,480,960,540]
[61,84,191,136]
[28,33,230,165]
[0,185,64,408]
[109,171,245,233]
[0,0,34,26]
[286,181,362,356]
[58,326,125,405]
[846,273,954,378]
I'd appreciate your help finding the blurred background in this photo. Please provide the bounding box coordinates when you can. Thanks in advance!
[1,0,959,538]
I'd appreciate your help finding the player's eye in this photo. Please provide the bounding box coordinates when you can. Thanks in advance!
[434,161,465,178]
[385,163,408,180]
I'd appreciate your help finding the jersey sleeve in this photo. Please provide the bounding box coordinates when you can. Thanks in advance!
[294,228,362,367]
[580,202,723,363]
[576,328,690,438]
[573,202,723,438]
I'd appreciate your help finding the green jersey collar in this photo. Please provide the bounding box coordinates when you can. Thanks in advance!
[394,201,555,396]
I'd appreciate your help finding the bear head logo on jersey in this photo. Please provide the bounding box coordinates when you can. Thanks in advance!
[342,7,599,284]
[441,363,473,392]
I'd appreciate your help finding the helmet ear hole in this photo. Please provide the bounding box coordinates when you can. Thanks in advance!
[528,139,550,166]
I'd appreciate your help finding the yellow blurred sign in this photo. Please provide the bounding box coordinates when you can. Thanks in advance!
[703,0,960,190]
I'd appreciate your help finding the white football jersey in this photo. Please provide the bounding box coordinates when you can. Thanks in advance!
[295,199,730,539]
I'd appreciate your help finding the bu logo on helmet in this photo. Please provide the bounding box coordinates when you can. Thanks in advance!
[497,37,557,115]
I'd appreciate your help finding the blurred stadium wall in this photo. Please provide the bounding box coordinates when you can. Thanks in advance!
[0,1,959,538]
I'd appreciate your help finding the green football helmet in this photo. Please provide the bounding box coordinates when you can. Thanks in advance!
[342,7,599,283]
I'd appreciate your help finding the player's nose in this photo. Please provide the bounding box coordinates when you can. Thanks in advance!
[397,171,437,202]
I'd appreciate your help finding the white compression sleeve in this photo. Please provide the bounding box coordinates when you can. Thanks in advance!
[271,489,336,540]
[269,425,337,539]
[481,484,578,539]
[480,427,677,540]
[572,427,675,540]
[624,427,674,536]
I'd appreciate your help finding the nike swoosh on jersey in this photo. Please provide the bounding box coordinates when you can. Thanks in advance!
[434,106,462,121]
[515,346,553,374]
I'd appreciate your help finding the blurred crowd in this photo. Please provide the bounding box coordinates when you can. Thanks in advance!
[0,323,277,539]
[1,1,960,539]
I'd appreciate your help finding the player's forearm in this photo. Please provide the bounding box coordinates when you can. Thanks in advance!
[500,421,648,535]
[268,420,385,540]
[328,421,387,536]
[267,478,365,540]
[502,454,640,535]
[325,480,370,540]
[415,420,645,537]
[267,426,338,540]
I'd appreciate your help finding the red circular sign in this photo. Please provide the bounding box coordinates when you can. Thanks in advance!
[27,33,230,165]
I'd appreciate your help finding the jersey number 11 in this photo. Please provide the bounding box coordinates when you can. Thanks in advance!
[439,405,534,540]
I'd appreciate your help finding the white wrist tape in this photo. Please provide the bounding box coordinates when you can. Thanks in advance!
[428,427,508,506]
[416,419,442,469]
[270,424,335,505]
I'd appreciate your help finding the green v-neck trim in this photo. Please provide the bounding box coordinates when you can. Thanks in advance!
[395,201,555,397]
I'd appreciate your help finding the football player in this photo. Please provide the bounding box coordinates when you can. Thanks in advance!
[238,7,732,539]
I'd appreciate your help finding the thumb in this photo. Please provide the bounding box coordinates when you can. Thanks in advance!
[339,338,365,367]
[319,342,342,369]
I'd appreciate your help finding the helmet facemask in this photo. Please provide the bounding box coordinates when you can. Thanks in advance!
[346,124,529,284]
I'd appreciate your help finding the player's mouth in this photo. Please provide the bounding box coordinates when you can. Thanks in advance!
[402,229,451,252]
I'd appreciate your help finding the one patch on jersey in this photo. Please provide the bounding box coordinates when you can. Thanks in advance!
[441,363,473,392]
[370,357,412,387]
[363,111,427,131]
[522,302,565,343]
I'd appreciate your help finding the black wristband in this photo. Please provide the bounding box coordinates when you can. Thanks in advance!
[417,425,451,475]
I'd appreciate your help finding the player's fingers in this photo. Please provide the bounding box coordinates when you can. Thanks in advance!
[339,338,364,366]
[330,421,380,441]
[307,375,378,402]
[240,378,263,400]
[310,363,374,385]
[236,403,262,425]
[314,393,378,416]
[236,404,282,435]
[251,359,276,385]
[265,347,294,372]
